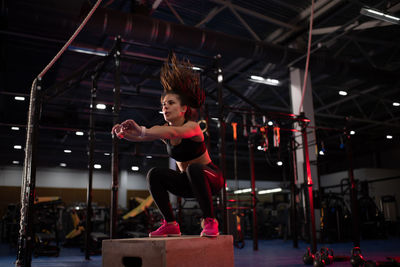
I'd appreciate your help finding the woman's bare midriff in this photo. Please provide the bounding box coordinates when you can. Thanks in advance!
[176,151,212,172]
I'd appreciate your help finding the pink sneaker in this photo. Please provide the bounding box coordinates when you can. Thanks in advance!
[200,218,219,237]
[149,220,181,237]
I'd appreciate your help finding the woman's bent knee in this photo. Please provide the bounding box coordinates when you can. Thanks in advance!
[147,167,163,185]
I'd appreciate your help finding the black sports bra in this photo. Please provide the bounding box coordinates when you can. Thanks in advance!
[166,137,207,162]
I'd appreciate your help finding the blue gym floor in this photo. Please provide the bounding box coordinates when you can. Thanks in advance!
[1,238,399,266]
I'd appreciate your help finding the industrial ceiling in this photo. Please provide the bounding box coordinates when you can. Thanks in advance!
[1,0,400,182]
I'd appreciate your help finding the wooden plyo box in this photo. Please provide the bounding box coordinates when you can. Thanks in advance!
[102,235,234,267]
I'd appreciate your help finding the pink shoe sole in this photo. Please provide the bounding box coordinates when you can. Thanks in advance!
[149,233,181,238]
[200,232,219,238]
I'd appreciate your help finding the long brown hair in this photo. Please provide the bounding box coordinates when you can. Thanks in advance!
[160,53,204,120]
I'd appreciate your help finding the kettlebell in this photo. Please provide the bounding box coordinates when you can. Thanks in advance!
[320,247,334,265]
[313,252,326,267]
[350,247,365,267]
[303,247,315,265]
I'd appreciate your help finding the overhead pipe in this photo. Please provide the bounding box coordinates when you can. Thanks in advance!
[81,7,397,83]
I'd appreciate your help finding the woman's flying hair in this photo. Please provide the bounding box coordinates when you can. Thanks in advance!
[161,53,205,109]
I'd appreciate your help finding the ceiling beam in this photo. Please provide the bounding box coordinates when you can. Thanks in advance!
[210,0,298,30]
[315,85,381,113]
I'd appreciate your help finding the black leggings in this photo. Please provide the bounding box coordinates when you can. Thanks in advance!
[146,162,224,222]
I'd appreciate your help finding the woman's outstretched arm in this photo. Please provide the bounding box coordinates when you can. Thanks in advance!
[116,119,203,141]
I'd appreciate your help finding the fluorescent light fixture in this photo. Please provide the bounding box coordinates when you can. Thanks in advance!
[386,135,393,139]
[393,102,400,107]
[265,78,280,86]
[13,161,19,164]
[249,76,280,86]
[14,145,22,150]
[267,121,274,126]
[68,46,108,56]
[15,96,25,101]
[96,103,106,110]
[11,127,20,131]
[211,117,219,121]
[94,164,102,169]
[250,75,264,81]
[350,130,356,135]
[60,163,67,167]
[233,188,252,194]
[104,152,110,156]
[339,90,348,96]
[75,131,84,136]
[159,111,164,114]
[64,149,72,153]
[192,66,202,71]
[258,188,282,195]
[146,155,153,159]
[131,166,139,171]
[217,74,223,83]
[277,161,283,166]
[360,7,400,25]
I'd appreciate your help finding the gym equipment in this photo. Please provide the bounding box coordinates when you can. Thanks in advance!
[350,247,366,267]
[305,246,350,266]
[1,203,19,245]
[230,122,245,249]
[303,247,315,265]
[313,251,326,267]
[33,197,62,257]
[123,196,154,220]
[319,193,351,243]
[357,181,385,239]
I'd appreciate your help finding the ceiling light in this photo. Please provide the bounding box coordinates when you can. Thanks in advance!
[11,127,20,131]
[393,102,400,107]
[159,111,164,114]
[267,121,274,126]
[386,135,393,139]
[60,163,67,167]
[257,145,263,151]
[233,188,252,194]
[249,76,280,86]
[277,161,283,166]
[146,155,153,159]
[68,46,108,56]
[265,78,280,86]
[258,188,282,195]
[192,66,202,71]
[131,166,139,171]
[75,131,84,136]
[94,164,102,169]
[14,145,22,150]
[339,90,348,96]
[13,161,19,164]
[250,75,264,81]
[64,149,72,153]
[104,152,110,156]
[350,130,356,135]
[360,7,400,25]
[217,74,223,83]
[15,96,25,101]
[96,104,106,110]
[319,150,325,156]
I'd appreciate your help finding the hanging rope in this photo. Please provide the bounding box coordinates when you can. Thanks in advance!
[38,0,103,79]
[298,0,315,114]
